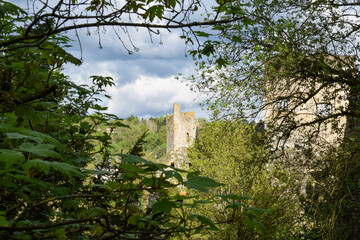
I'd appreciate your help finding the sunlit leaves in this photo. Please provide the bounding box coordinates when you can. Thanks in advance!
[90,75,115,89]
[184,171,224,193]
[194,31,211,37]
[0,1,25,17]
[143,5,165,21]
[188,0,360,237]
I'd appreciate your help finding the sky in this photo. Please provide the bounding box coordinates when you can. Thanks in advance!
[13,0,215,120]
[63,19,210,120]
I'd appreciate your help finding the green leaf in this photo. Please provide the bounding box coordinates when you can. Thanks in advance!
[225,201,244,209]
[169,0,177,8]
[23,159,51,174]
[148,6,157,21]
[253,220,266,235]
[152,199,177,213]
[0,211,8,227]
[54,227,67,239]
[116,153,150,164]
[144,5,164,21]
[23,159,80,177]
[88,184,109,190]
[242,17,252,27]
[50,161,81,178]
[215,57,228,68]
[8,173,51,189]
[4,129,62,149]
[194,31,211,37]
[106,181,121,190]
[62,199,79,210]
[92,104,107,111]
[50,43,82,65]
[191,199,211,207]
[20,130,61,147]
[119,163,144,173]
[17,143,62,159]
[5,132,42,143]
[163,170,183,182]
[188,214,219,230]
[184,173,223,193]
[246,207,272,216]
[0,149,25,169]
[200,43,215,57]
[0,1,26,17]
[155,5,164,20]
[220,193,252,201]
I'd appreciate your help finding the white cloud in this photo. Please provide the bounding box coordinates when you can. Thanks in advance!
[62,19,209,119]
[64,61,121,85]
[107,75,205,118]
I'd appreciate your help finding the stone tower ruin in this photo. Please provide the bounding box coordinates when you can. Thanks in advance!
[166,103,198,167]
[166,102,197,153]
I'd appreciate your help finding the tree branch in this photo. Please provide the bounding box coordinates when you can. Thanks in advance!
[17,85,58,104]
[0,17,245,51]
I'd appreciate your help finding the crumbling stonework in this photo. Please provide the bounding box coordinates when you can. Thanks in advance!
[264,56,354,151]
[166,103,198,167]
[264,56,354,197]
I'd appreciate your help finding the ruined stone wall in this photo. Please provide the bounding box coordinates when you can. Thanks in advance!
[264,56,353,150]
[166,103,198,167]
[166,102,197,153]
[264,81,348,150]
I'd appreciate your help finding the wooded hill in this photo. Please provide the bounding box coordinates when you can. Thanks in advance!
[98,115,167,162]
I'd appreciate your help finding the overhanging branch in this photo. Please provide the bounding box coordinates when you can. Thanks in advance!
[0,17,245,51]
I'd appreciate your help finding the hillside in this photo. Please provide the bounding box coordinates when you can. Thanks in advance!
[97,115,167,162]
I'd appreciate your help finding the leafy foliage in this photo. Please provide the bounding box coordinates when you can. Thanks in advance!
[189,0,360,238]
[96,116,167,161]
[187,121,300,239]
[0,1,262,239]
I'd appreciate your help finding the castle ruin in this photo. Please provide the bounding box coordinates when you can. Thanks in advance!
[166,103,198,167]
